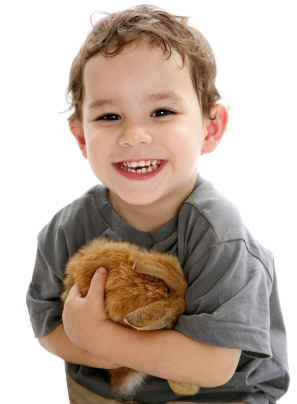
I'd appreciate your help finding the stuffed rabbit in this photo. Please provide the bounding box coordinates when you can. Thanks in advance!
[61,237,199,397]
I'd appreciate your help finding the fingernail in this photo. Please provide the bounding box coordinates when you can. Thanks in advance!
[97,267,106,275]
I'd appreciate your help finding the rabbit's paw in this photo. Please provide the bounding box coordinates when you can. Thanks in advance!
[168,380,200,395]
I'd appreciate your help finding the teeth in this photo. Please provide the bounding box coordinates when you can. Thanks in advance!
[127,166,155,174]
[120,160,162,174]
[122,160,160,168]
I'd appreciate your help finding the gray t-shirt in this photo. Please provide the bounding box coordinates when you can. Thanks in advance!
[26,175,289,403]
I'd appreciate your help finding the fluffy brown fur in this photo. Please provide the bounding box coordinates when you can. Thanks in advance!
[61,238,199,397]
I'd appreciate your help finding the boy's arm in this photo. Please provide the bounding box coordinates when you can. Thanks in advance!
[39,323,120,369]
[92,321,241,387]
[63,268,241,387]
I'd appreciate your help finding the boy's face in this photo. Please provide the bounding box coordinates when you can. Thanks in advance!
[73,38,225,222]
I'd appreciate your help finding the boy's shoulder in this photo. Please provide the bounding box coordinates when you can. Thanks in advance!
[183,176,273,274]
[184,176,245,242]
[38,183,105,243]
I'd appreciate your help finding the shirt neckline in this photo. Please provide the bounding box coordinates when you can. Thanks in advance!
[93,175,201,247]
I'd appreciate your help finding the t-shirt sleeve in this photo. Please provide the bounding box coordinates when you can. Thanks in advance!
[26,221,68,338]
[175,239,273,358]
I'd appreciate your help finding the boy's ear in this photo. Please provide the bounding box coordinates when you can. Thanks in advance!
[69,118,87,159]
[201,104,228,154]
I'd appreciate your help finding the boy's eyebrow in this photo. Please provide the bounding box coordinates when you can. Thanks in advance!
[87,91,184,111]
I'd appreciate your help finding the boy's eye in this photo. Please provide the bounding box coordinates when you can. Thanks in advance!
[96,113,120,121]
[152,109,174,117]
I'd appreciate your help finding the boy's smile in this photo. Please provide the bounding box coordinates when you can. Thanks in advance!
[113,159,167,180]
[71,37,227,231]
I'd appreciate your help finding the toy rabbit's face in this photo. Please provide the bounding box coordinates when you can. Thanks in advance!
[104,257,186,330]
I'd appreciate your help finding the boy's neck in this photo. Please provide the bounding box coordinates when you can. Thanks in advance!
[107,176,197,233]
[108,192,178,232]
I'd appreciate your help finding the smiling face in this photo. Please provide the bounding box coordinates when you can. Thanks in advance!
[70,38,227,230]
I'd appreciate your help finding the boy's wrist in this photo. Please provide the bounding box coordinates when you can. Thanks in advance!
[82,319,125,362]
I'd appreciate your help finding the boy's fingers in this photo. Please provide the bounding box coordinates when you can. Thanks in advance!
[86,267,108,305]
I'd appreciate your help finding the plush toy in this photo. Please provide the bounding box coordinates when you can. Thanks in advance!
[61,237,199,397]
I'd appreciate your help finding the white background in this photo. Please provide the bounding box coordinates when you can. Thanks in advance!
[1,0,296,402]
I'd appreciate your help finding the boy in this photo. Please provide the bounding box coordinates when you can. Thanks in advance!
[26,4,289,404]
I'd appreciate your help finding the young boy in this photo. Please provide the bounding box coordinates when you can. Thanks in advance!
[26,4,289,404]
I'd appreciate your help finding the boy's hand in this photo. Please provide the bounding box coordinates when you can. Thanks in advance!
[62,267,112,350]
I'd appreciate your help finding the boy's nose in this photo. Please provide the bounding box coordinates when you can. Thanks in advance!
[118,125,152,147]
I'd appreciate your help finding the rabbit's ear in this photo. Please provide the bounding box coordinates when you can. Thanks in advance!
[123,297,185,331]
[134,260,187,297]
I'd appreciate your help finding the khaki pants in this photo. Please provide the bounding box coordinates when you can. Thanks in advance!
[66,372,244,404]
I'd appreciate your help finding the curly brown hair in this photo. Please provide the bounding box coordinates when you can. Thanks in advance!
[65,4,220,123]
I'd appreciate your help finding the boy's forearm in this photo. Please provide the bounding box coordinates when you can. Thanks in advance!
[84,321,241,388]
[38,324,119,369]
